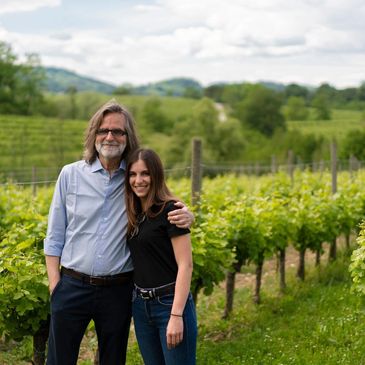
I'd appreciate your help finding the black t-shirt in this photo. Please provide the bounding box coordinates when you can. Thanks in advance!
[127,201,190,288]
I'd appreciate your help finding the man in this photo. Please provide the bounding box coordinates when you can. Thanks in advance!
[44,100,193,365]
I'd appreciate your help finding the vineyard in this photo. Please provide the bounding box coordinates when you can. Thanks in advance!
[1,106,365,185]
[1,168,365,364]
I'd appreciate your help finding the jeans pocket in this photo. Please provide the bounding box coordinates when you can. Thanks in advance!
[50,277,63,301]
[132,289,137,302]
[157,294,174,306]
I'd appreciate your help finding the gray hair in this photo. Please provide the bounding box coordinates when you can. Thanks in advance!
[83,99,140,164]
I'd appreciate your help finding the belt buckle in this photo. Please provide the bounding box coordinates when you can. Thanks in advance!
[140,289,153,299]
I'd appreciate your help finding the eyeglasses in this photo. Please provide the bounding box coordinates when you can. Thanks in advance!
[96,128,128,137]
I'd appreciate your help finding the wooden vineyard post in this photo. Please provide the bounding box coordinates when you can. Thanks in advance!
[191,138,202,208]
[191,138,202,303]
[329,140,337,261]
[32,166,37,196]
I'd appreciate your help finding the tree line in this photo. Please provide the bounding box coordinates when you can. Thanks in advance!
[1,40,365,172]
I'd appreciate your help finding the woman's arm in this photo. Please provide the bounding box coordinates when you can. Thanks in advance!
[166,233,193,349]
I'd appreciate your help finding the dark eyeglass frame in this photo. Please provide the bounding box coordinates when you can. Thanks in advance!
[96,128,128,137]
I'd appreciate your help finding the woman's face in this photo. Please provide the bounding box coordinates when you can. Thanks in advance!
[129,159,151,202]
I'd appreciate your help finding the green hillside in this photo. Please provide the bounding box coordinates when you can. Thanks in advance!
[0,115,85,182]
[1,91,364,184]
[132,77,203,97]
[43,67,116,94]
[288,109,365,139]
[0,95,199,182]
[42,67,203,97]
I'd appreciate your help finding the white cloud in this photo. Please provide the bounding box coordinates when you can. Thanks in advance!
[1,0,365,87]
[306,26,365,53]
[0,0,60,14]
[133,4,162,13]
[156,0,365,58]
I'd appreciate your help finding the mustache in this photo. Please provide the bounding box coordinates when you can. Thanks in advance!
[101,142,121,146]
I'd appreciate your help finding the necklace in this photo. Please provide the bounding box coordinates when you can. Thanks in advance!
[131,212,146,238]
[137,212,146,225]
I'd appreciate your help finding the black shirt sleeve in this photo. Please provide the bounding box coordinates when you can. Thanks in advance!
[164,201,190,238]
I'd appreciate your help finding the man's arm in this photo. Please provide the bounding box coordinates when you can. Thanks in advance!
[46,255,61,294]
[44,167,68,293]
[167,201,194,229]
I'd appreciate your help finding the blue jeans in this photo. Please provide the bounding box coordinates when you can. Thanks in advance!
[132,292,197,365]
[47,273,133,365]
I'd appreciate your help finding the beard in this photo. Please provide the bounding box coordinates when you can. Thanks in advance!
[95,142,126,160]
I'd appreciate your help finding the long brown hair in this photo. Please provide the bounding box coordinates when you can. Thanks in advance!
[83,99,140,164]
[125,148,177,236]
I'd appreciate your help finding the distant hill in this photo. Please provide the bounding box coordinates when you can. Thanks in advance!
[259,81,286,92]
[42,68,203,97]
[43,67,116,94]
[131,78,203,97]
[41,66,311,96]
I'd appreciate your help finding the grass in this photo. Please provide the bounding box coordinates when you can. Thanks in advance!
[1,247,364,364]
[196,252,365,365]
[288,108,365,140]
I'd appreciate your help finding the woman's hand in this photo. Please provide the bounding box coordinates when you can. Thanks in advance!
[167,201,194,229]
[166,315,184,349]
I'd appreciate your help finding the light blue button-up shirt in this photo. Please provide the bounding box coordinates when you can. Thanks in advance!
[44,158,133,276]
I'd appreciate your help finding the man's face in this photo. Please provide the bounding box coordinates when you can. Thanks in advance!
[95,112,127,161]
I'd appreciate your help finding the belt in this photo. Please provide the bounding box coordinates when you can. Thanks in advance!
[61,267,133,286]
[135,282,175,300]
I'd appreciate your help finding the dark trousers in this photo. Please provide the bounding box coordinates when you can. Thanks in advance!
[46,273,133,365]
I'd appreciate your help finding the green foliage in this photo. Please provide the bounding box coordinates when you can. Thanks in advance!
[284,83,310,101]
[113,84,133,95]
[165,97,220,165]
[290,173,336,253]
[203,83,225,102]
[212,118,245,162]
[190,199,235,297]
[0,187,49,342]
[1,90,364,175]
[0,42,18,113]
[350,222,365,296]
[257,173,295,253]
[234,85,286,136]
[287,108,363,145]
[285,96,309,121]
[1,168,365,359]
[269,129,324,163]
[183,87,203,99]
[221,83,250,108]
[197,254,363,365]
[141,97,173,133]
[312,93,332,120]
[357,82,365,102]
[0,114,85,178]
[0,42,44,115]
[340,129,365,160]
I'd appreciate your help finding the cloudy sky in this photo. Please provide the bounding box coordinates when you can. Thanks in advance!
[1,0,364,88]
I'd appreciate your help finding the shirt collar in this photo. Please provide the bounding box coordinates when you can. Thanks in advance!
[90,158,126,173]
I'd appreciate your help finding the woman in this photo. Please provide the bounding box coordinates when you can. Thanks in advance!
[125,148,197,365]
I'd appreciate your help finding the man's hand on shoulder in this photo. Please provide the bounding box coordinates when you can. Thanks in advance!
[167,201,194,229]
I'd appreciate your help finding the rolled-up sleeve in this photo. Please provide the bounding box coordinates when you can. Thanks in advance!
[44,167,68,256]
